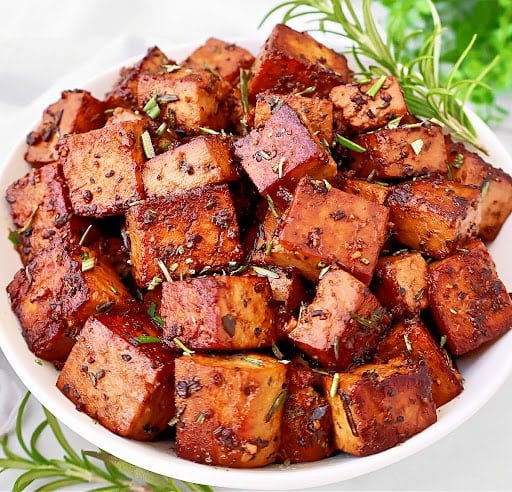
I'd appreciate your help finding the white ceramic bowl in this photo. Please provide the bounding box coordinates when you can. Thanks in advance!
[0,41,511,490]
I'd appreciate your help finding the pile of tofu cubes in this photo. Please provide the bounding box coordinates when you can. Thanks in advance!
[6,23,512,467]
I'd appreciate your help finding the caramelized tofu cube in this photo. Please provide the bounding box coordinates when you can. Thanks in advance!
[324,357,436,456]
[174,353,286,468]
[181,37,255,85]
[248,24,351,101]
[254,92,334,145]
[125,183,243,287]
[57,313,175,440]
[446,136,512,242]
[349,124,447,179]
[5,162,93,265]
[270,176,389,283]
[233,104,336,201]
[371,251,429,318]
[337,176,391,205]
[428,239,512,355]
[277,363,334,463]
[374,319,463,407]
[386,175,482,259]
[59,120,148,217]
[104,46,170,109]
[287,268,390,371]
[6,238,135,362]
[143,134,238,196]
[330,76,408,134]
[25,90,106,167]
[161,275,277,350]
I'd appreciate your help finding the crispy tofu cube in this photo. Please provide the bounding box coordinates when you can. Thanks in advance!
[374,318,463,407]
[57,313,175,440]
[125,183,243,287]
[254,92,334,145]
[142,134,238,196]
[330,76,408,134]
[386,175,482,259]
[287,268,390,371]
[349,124,447,179]
[59,120,148,217]
[324,357,436,456]
[174,352,287,467]
[25,90,106,167]
[161,275,277,350]
[5,162,93,265]
[446,136,512,242]
[233,104,336,202]
[105,46,171,109]
[337,175,391,205]
[181,37,255,85]
[428,239,512,355]
[269,176,389,283]
[137,68,231,134]
[6,238,135,362]
[371,252,429,318]
[248,24,351,101]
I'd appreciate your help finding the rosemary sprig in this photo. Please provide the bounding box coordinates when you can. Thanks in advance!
[0,393,212,492]
[261,0,497,151]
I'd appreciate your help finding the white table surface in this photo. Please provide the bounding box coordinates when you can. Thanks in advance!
[0,1,511,491]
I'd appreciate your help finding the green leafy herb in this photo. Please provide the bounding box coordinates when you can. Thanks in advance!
[81,252,95,272]
[8,207,39,247]
[366,74,387,97]
[144,95,161,119]
[141,130,156,159]
[131,335,161,345]
[335,134,366,153]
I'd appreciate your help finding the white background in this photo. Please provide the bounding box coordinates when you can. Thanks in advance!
[0,1,511,490]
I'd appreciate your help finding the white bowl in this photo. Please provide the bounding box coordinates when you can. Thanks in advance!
[0,41,511,490]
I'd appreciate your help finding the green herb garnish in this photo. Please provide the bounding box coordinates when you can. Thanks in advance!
[335,134,366,153]
[141,130,156,159]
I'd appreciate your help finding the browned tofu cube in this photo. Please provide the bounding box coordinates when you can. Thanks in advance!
[6,238,135,362]
[105,107,144,125]
[337,175,391,205]
[330,76,408,134]
[262,266,306,314]
[137,68,231,134]
[254,92,334,145]
[287,268,390,371]
[161,275,277,350]
[5,162,93,265]
[349,124,447,179]
[233,104,336,203]
[269,176,389,283]
[174,352,287,468]
[59,120,148,217]
[25,90,106,167]
[428,239,512,355]
[324,357,436,456]
[57,313,175,440]
[181,37,255,85]
[371,251,429,318]
[446,136,512,242]
[125,183,243,287]
[104,46,171,109]
[386,175,482,259]
[143,134,238,196]
[374,318,463,407]
[248,24,351,101]
[277,363,334,464]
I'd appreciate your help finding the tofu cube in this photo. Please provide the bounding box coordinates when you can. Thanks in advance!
[174,352,287,467]
[324,357,436,456]
[371,251,429,318]
[57,313,175,440]
[6,238,135,362]
[337,175,391,205]
[349,124,447,179]
[25,90,106,167]
[330,76,408,134]
[125,183,243,287]
[143,134,238,196]
[386,175,482,259]
[59,120,148,217]
[428,239,512,355]
[374,318,464,407]
[161,275,277,350]
[287,268,390,371]
[248,24,351,101]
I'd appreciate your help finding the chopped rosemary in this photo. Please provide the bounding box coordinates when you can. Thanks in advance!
[131,335,161,345]
[8,206,39,246]
[330,373,340,398]
[147,275,163,291]
[387,116,403,129]
[453,153,465,169]
[410,138,424,155]
[481,179,490,198]
[147,301,164,327]
[78,224,93,247]
[264,389,288,423]
[143,95,161,119]
[336,134,366,153]
[141,130,156,159]
[266,194,279,218]
[198,127,220,135]
[173,337,194,355]
[404,333,413,352]
[366,74,387,97]
[252,265,280,279]
[157,259,172,282]
[81,252,95,272]
[295,85,316,96]
[156,122,167,136]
